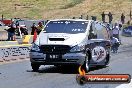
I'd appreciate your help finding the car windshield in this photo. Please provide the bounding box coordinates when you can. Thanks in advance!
[44,20,88,33]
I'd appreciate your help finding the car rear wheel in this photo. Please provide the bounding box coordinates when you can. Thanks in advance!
[31,63,40,72]
[99,54,110,68]
[82,54,89,73]
[105,54,110,65]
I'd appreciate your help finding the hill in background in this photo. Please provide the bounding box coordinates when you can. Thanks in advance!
[0,0,132,22]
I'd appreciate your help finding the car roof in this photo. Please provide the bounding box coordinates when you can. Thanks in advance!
[49,19,92,22]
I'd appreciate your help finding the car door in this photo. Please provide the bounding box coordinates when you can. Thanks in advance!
[88,22,109,65]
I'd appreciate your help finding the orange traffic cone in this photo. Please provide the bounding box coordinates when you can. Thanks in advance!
[33,29,37,42]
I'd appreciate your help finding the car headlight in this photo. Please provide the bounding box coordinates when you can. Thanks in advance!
[70,45,85,52]
[31,43,40,51]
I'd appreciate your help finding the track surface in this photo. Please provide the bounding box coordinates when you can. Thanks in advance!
[0,36,132,88]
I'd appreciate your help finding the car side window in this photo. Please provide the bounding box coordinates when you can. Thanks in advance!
[88,22,97,39]
[0,24,2,26]
[95,23,109,39]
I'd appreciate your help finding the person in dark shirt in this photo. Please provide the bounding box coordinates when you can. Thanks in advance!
[121,13,125,24]
[108,12,113,23]
[7,23,16,41]
[36,22,44,35]
[31,23,37,35]
[101,12,105,23]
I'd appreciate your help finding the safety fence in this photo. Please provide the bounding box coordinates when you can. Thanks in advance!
[0,45,31,62]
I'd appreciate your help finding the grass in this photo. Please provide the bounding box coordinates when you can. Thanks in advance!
[0,0,132,22]
[60,0,85,9]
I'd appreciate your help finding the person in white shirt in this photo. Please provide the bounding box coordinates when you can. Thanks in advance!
[106,23,113,37]
[110,36,120,53]
[112,23,119,39]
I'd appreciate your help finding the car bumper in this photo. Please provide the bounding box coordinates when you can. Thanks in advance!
[30,51,86,65]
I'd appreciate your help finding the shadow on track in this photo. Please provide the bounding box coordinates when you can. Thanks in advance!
[27,65,109,74]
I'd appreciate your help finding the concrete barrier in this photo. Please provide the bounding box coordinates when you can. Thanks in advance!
[0,31,8,40]
[0,44,32,62]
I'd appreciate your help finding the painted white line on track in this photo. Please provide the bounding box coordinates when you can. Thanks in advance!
[116,79,132,88]
[0,44,32,47]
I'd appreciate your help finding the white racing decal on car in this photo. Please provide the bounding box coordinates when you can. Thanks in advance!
[92,46,106,62]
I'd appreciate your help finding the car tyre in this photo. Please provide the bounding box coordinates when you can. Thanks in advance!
[31,63,40,72]
[82,54,89,73]
[98,54,110,68]
[105,54,110,66]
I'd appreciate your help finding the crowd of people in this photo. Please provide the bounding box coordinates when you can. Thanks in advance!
[101,12,126,24]
[31,22,44,35]
[107,22,121,53]
[6,21,44,41]
[101,12,128,53]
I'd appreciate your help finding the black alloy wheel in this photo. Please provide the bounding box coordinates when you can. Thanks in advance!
[31,63,40,72]
[82,54,89,73]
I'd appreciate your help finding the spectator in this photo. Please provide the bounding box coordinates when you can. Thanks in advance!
[108,12,113,23]
[127,21,130,26]
[36,22,44,35]
[31,23,37,35]
[118,21,122,30]
[91,16,97,21]
[86,15,89,20]
[16,20,19,27]
[79,15,83,19]
[112,23,119,39]
[7,22,16,41]
[72,17,75,19]
[101,12,105,23]
[121,13,125,24]
[106,23,113,37]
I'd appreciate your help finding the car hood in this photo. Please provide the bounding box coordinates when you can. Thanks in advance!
[35,33,86,47]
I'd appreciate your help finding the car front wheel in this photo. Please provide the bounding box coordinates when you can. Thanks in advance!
[105,54,110,65]
[82,54,89,73]
[31,63,40,72]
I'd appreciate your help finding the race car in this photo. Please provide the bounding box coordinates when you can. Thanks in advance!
[30,19,111,72]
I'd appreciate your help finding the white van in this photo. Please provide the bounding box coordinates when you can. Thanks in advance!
[30,19,111,72]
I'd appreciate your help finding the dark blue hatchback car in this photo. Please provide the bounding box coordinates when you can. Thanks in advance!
[122,26,132,37]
